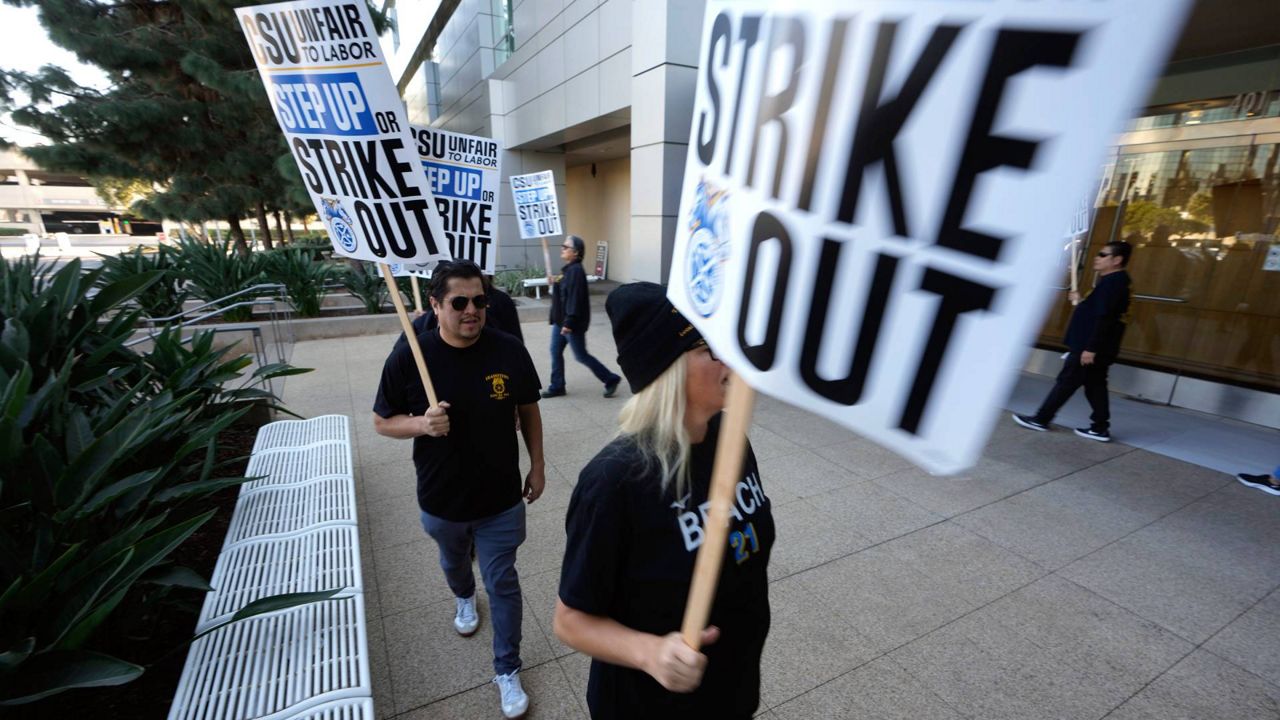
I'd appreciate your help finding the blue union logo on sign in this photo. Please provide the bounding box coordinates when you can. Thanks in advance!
[686,179,730,317]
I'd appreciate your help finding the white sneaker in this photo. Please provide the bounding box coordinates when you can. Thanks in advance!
[453,595,479,636]
[493,671,529,718]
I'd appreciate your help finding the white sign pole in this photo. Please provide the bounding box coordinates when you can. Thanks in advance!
[409,274,424,313]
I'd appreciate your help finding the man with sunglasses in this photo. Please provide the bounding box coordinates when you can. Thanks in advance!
[542,234,623,399]
[406,273,524,343]
[1014,241,1133,442]
[373,259,545,719]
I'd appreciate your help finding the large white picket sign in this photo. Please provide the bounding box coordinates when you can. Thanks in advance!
[668,0,1189,474]
[237,0,450,265]
[510,171,562,239]
[412,125,502,273]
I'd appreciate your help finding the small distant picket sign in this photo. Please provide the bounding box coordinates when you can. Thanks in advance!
[668,0,1191,477]
[412,125,502,274]
[511,170,561,239]
[236,0,450,267]
[510,170,562,272]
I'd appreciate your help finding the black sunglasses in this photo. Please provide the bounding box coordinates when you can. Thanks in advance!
[448,294,488,311]
[1097,251,1114,258]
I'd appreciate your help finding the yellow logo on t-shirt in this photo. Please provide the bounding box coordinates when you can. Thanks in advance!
[487,373,510,400]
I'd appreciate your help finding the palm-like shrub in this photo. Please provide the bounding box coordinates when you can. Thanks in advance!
[171,237,267,322]
[97,245,190,319]
[340,261,387,314]
[263,248,337,318]
[0,256,308,705]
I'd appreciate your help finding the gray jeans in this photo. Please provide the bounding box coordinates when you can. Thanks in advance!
[420,501,526,675]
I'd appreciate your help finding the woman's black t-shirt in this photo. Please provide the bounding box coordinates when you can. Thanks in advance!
[558,414,774,719]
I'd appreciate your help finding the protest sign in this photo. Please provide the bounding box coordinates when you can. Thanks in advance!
[387,262,433,312]
[237,0,449,265]
[668,0,1190,476]
[510,171,562,239]
[413,125,502,273]
[511,170,562,272]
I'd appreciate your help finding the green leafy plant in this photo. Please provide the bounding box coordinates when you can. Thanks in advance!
[262,248,337,318]
[97,246,190,319]
[0,256,310,705]
[170,237,267,322]
[494,266,546,296]
[340,261,387,314]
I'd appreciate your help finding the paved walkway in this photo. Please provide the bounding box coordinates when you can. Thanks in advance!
[281,313,1280,720]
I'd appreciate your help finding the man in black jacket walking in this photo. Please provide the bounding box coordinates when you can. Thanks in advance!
[542,235,622,399]
[1014,241,1133,442]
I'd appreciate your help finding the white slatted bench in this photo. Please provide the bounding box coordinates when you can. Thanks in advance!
[197,525,363,633]
[244,441,352,490]
[225,476,357,545]
[253,415,350,454]
[170,415,373,719]
[169,595,371,720]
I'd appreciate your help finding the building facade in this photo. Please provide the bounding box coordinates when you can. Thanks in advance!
[0,149,116,235]
[388,0,1278,424]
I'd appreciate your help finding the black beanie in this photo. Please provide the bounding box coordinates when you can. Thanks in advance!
[606,282,703,394]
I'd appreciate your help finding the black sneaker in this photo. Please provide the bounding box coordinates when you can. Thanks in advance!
[1236,473,1280,496]
[540,388,565,399]
[1074,427,1111,442]
[603,380,620,398]
[1012,414,1048,432]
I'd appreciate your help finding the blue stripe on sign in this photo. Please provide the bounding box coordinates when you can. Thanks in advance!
[422,161,484,200]
[269,72,375,136]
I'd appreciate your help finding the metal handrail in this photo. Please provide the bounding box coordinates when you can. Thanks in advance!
[124,283,296,397]
[140,283,287,325]
[1052,286,1190,303]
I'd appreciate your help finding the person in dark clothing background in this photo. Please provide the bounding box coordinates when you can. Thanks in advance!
[1014,240,1133,442]
[542,234,622,399]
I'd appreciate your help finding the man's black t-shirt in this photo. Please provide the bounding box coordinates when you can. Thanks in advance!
[559,414,774,719]
[373,327,541,521]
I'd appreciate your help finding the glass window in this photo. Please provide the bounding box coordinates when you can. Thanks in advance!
[1039,140,1280,390]
[492,0,515,65]
[1127,90,1280,131]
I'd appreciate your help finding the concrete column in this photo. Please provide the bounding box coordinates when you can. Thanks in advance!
[628,0,705,283]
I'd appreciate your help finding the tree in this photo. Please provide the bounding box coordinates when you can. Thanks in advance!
[0,0,312,255]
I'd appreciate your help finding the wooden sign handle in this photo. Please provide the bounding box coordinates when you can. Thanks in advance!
[1069,236,1081,304]
[409,274,423,314]
[380,263,439,408]
[680,373,757,649]
[541,237,553,279]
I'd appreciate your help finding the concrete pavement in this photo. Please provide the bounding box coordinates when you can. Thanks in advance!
[280,312,1280,720]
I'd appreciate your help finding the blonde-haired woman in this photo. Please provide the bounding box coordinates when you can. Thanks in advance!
[553,282,774,719]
